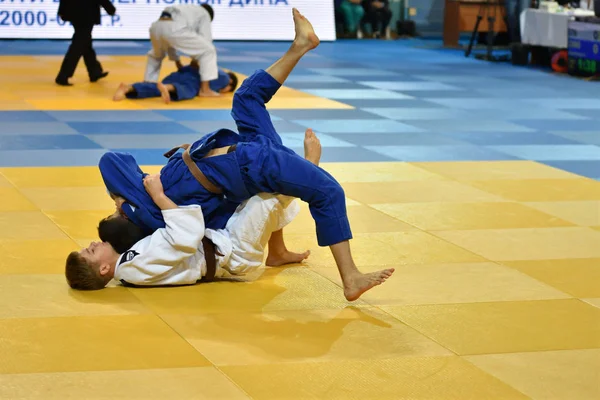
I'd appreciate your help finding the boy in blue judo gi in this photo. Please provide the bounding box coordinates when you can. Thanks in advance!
[98,8,395,301]
[112,60,238,104]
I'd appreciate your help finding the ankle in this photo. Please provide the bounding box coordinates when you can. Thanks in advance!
[268,245,288,257]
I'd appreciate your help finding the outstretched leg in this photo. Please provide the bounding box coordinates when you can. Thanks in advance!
[231,8,320,145]
[303,129,393,300]
[238,12,394,300]
[265,8,320,85]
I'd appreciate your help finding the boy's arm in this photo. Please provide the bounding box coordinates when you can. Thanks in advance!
[114,175,206,285]
[113,205,207,285]
[144,174,177,211]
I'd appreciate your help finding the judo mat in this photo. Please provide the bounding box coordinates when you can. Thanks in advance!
[0,39,599,399]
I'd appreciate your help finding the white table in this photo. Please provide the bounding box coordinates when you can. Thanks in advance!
[520,8,595,48]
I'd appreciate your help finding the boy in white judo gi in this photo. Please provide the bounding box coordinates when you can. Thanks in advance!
[66,181,303,290]
[144,4,220,97]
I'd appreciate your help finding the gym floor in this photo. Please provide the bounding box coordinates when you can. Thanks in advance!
[0,38,598,399]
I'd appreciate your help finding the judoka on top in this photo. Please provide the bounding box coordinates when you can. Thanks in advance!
[144,5,217,84]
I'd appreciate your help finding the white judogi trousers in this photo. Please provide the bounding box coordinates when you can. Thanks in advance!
[211,194,300,276]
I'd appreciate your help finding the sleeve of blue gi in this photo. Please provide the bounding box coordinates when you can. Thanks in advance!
[98,152,166,233]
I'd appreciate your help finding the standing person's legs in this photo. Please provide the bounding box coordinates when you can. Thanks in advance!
[144,21,169,82]
[163,29,220,96]
[79,23,106,80]
[350,3,366,34]
[56,23,87,85]
[339,0,359,33]
[376,7,392,36]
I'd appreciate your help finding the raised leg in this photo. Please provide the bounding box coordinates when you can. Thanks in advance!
[231,8,320,144]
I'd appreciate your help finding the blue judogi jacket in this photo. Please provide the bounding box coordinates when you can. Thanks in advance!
[99,129,250,235]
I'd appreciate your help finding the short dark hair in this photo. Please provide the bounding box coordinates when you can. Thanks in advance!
[201,4,214,21]
[227,72,239,92]
[65,251,108,290]
[98,216,146,254]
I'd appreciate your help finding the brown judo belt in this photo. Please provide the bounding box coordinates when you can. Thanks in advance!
[163,143,235,282]
[163,144,223,194]
[201,237,217,282]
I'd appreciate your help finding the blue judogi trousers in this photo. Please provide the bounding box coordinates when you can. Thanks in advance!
[126,66,200,101]
[226,71,353,247]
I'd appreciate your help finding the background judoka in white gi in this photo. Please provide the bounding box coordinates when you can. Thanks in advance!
[144,4,220,97]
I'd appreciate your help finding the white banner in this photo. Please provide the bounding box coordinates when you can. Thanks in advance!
[0,0,336,40]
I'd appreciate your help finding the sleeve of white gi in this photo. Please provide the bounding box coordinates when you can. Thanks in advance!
[114,205,206,285]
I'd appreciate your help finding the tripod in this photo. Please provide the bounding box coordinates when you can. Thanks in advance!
[464,0,510,61]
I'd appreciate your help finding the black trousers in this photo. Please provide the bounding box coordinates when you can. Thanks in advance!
[56,22,103,80]
[362,7,392,36]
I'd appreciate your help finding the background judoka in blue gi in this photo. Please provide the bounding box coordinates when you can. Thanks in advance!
[113,61,239,102]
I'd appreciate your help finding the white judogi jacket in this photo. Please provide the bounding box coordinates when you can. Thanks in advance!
[144,5,217,83]
[164,5,213,40]
[113,194,299,287]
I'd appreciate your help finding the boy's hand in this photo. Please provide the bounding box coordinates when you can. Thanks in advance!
[143,174,178,211]
[143,174,165,199]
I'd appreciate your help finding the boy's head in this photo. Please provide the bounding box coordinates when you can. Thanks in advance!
[98,214,146,254]
[221,72,238,93]
[219,72,239,94]
[201,3,214,20]
[65,241,119,290]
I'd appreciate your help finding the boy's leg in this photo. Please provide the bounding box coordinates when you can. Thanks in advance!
[231,8,319,145]
[243,129,394,301]
[144,23,167,82]
[219,193,305,276]
[265,129,320,267]
[113,82,164,101]
[162,71,201,102]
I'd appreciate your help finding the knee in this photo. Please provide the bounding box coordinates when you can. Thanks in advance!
[232,88,246,109]
[326,180,346,208]
[232,79,255,107]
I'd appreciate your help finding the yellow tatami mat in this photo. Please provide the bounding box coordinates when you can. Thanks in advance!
[0,161,599,399]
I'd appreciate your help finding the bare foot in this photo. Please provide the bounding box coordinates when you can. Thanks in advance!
[343,269,395,301]
[304,128,321,166]
[292,8,320,51]
[113,83,129,101]
[199,89,221,97]
[266,249,311,267]
[157,82,171,104]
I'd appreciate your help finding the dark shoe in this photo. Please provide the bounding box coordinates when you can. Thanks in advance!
[90,71,109,82]
[55,77,72,86]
